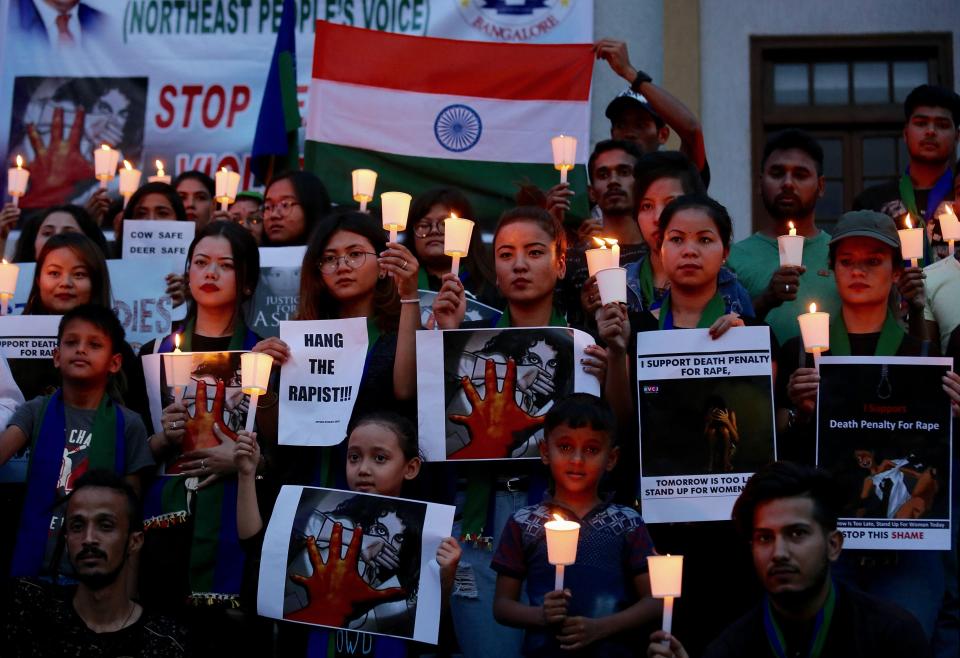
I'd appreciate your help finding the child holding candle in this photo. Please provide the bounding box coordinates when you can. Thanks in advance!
[492,393,658,656]
[233,412,462,655]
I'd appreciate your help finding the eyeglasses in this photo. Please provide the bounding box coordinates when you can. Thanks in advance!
[318,250,377,273]
[233,215,262,227]
[262,199,300,217]
[413,221,445,238]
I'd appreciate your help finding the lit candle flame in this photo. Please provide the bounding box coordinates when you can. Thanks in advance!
[788,221,794,230]
[155,159,164,174]
[221,166,228,173]
[809,302,817,314]
[1,259,7,265]
[15,155,23,168]
[100,144,110,151]
[174,333,181,350]
[904,214,913,230]
[553,513,565,522]
[605,238,619,247]
[592,236,607,248]
[123,160,132,171]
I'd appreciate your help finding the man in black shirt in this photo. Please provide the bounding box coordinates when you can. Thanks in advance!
[647,462,930,658]
[1,469,187,657]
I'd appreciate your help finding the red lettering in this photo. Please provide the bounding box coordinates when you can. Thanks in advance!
[227,86,251,128]
[201,85,226,129]
[155,85,177,129]
[181,85,204,129]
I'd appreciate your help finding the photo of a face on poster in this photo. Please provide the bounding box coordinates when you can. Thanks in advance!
[143,351,249,474]
[258,486,455,644]
[817,357,953,550]
[246,247,306,338]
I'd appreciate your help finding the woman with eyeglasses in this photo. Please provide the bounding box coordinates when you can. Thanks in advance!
[261,171,331,247]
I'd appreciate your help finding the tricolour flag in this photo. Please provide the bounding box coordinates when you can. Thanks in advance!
[304,21,593,224]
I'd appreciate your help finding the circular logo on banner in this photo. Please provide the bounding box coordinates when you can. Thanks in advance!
[434,104,483,152]
[456,0,575,41]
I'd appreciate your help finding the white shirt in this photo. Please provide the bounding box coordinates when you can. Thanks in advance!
[32,0,83,47]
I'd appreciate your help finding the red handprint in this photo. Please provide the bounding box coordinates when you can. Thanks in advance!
[20,106,97,209]
[286,523,407,628]
[167,379,238,474]
[449,358,545,459]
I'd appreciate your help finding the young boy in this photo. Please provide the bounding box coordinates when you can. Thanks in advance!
[491,393,659,657]
[0,304,153,579]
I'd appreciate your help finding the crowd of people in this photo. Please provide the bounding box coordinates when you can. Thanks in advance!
[0,40,958,658]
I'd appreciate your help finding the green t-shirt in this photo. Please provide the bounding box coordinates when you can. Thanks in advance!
[727,230,840,343]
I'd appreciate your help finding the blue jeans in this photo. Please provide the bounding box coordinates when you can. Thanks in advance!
[449,490,528,658]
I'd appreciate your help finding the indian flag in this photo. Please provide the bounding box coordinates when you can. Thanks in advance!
[304,21,593,224]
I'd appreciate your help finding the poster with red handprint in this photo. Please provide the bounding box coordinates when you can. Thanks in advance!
[258,485,455,645]
[416,327,601,461]
[141,350,249,474]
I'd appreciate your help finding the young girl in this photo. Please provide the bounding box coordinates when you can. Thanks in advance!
[12,205,108,263]
[261,171,331,247]
[235,413,462,656]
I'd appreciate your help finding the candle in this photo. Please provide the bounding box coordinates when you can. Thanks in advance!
[93,145,119,189]
[607,237,620,264]
[163,334,193,404]
[444,213,474,277]
[118,160,142,207]
[798,302,830,370]
[898,214,924,268]
[148,159,172,185]
[551,134,577,184]
[7,155,29,207]
[544,513,580,591]
[381,191,412,243]
[215,167,241,212]
[352,169,377,213]
[585,237,618,277]
[648,554,684,643]
[938,205,960,256]
[0,259,19,316]
[241,352,274,432]
[777,221,804,267]
[596,267,627,305]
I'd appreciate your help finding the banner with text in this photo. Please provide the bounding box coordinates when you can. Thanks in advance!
[278,318,367,446]
[817,356,953,550]
[246,246,306,339]
[636,327,776,523]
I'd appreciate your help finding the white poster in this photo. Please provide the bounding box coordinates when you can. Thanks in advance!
[246,246,306,339]
[121,219,194,261]
[416,326,600,462]
[636,327,776,523]
[258,485,455,645]
[817,356,953,550]
[278,318,367,446]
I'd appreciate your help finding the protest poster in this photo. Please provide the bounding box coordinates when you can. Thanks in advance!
[142,350,252,474]
[278,318,368,446]
[121,219,195,262]
[246,246,306,339]
[416,326,600,461]
[636,327,776,523]
[417,289,501,328]
[0,315,60,482]
[817,356,953,550]
[258,485,455,645]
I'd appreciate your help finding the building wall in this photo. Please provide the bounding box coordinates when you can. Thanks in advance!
[700,0,960,240]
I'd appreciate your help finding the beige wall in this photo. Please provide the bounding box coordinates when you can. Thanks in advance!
[662,0,701,152]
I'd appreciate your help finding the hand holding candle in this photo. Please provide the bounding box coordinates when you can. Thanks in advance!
[352,169,377,213]
[0,259,19,316]
[898,214,924,268]
[7,156,29,207]
[148,159,172,185]
[648,554,683,644]
[798,302,829,369]
[544,513,580,591]
[118,160,142,207]
[777,221,804,267]
[94,145,119,189]
[241,352,273,432]
[215,167,241,212]
[381,191,411,243]
[443,213,474,277]
[551,134,577,184]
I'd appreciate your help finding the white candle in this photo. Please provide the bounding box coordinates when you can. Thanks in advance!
[381,191,412,243]
[544,513,580,591]
[648,554,684,643]
[551,134,577,184]
[595,267,627,305]
[163,333,193,404]
[94,145,119,189]
[118,160,142,207]
[938,205,960,256]
[898,214,924,268]
[352,169,377,213]
[798,302,830,370]
[7,155,29,207]
[585,237,618,277]
[444,213,474,277]
[0,259,19,316]
[241,352,273,432]
[778,221,805,267]
[215,167,241,212]
[148,159,172,185]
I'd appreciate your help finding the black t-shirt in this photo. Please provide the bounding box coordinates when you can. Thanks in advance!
[702,583,931,658]
[1,578,187,658]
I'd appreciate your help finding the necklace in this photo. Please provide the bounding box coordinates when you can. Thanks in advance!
[76,600,139,634]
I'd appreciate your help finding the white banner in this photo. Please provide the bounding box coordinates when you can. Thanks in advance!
[278,317,367,446]
[121,219,194,261]
[636,326,776,523]
[258,485,455,645]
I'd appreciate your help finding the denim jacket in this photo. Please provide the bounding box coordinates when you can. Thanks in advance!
[624,258,755,318]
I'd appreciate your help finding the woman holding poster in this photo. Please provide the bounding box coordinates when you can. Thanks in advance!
[137,220,265,652]
[777,209,960,643]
